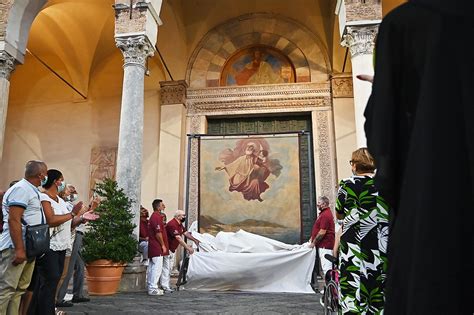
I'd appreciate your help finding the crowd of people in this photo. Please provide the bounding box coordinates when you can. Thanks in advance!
[138,199,199,296]
[0,161,101,315]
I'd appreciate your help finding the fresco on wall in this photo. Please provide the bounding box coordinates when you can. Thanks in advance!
[220,46,295,86]
[199,135,301,244]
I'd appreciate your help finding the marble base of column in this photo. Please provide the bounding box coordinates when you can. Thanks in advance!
[118,255,146,292]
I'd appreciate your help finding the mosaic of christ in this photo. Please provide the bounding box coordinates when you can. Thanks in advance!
[220,46,295,86]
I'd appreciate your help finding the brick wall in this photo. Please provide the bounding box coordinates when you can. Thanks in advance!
[0,0,15,41]
[114,0,149,35]
[345,1,382,21]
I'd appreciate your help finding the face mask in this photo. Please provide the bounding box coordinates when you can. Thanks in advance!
[57,181,66,193]
[40,176,48,186]
[69,194,78,202]
[180,217,186,223]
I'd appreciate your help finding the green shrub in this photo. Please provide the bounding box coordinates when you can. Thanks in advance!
[82,178,137,264]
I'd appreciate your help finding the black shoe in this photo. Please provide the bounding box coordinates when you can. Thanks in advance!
[71,297,90,303]
[56,300,74,307]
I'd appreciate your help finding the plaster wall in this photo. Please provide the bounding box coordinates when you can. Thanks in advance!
[333,97,356,181]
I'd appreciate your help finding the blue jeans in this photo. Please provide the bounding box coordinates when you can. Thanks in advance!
[56,231,86,301]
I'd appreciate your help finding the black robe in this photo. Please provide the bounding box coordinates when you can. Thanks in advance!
[364,2,474,314]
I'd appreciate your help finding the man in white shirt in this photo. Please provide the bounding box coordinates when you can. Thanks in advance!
[0,160,48,315]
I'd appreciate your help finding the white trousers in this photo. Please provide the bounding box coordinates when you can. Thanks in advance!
[138,241,149,260]
[160,252,175,290]
[147,256,163,291]
[318,248,333,277]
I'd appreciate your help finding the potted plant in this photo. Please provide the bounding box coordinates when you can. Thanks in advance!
[82,178,137,295]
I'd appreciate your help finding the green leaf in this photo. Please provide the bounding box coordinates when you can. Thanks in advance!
[81,178,138,264]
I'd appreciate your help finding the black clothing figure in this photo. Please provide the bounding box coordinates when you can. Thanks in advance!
[364,1,474,314]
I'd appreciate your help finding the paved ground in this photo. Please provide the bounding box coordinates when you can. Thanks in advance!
[63,290,324,315]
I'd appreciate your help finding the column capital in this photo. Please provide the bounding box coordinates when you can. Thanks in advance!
[0,51,16,80]
[115,35,154,69]
[342,25,378,58]
[159,80,188,106]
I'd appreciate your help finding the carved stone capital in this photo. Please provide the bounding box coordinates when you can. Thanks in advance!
[160,80,188,105]
[0,51,16,80]
[342,25,378,58]
[116,35,154,69]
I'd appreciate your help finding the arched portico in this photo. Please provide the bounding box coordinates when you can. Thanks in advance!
[0,0,47,160]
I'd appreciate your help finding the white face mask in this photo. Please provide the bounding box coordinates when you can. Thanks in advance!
[69,194,78,202]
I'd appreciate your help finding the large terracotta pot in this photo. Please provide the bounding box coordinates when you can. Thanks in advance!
[86,259,126,295]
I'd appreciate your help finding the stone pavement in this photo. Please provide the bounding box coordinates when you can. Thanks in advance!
[62,290,325,315]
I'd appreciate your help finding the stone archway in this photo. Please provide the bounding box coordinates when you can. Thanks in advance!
[186,12,331,88]
[0,0,47,160]
[1,0,47,62]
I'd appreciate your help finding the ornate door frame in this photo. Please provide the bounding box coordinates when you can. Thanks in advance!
[185,82,338,226]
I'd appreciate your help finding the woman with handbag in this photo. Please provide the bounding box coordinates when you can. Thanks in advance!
[28,169,98,315]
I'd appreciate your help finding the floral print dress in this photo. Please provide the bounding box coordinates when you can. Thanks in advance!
[336,175,389,314]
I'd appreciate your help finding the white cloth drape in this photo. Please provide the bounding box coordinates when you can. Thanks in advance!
[183,229,315,293]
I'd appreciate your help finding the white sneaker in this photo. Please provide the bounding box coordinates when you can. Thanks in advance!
[320,289,324,295]
[147,289,163,296]
[142,259,149,266]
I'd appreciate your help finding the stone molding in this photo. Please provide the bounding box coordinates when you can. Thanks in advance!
[0,50,15,80]
[187,136,200,225]
[187,82,331,115]
[190,116,203,134]
[342,25,378,58]
[331,74,353,98]
[316,111,334,200]
[160,80,188,105]
[116,35,154,69]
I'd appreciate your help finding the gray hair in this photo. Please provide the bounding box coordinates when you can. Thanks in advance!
[24,160,47,178]
[318,196,330,206]
[174,210,185,218]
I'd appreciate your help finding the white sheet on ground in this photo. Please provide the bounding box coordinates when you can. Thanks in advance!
[183,229,316,293]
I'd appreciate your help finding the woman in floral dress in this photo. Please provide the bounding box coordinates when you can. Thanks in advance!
[336,148,389,314]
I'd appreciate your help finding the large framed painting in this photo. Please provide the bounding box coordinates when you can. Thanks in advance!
[199,134,301,244]
[220,45,296,86]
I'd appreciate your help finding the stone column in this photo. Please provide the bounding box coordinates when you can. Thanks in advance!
[158,80,187,214]
[0,51,15,161]
[342,26,378,148]
[115,36,154,238]
[336,0,381,148]
[113,0,162,240]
